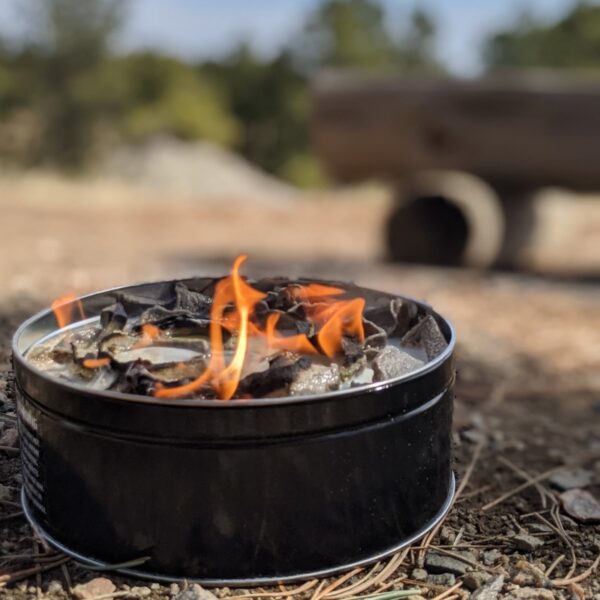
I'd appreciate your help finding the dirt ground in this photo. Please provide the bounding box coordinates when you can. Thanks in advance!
[0,173,599,599]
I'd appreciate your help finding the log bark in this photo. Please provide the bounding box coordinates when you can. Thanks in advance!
[312,73,600,189]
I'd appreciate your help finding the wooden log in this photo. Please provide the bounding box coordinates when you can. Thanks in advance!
[388,171,505,267]
[312,72,600,190]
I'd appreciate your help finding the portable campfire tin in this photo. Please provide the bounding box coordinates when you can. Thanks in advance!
[12,279,455,585]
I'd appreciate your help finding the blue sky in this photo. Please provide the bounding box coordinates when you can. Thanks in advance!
[0,0,585,74]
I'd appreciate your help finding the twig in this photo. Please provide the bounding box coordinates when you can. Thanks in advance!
[456,484,492,502]
[33,540,42,600]
[230,579,318,599]
[480,466,562,512]
[497,456,553,509]
[310,580,327,600]
[552,554,600,587]
[0,556,70,586]
[400,579,449,592]
[0,553,60,563]
[0,499,21,508]
[321,562,383,600]
[374,576,407,593]
[0,415,16,423]
[81,555,151,570]
[0,445,18,455]
[61,560,73,598]
[429,546,492,573]
[314,567,363,600]
[520,509,551,519]
[0,511,24,522]
[84,592,129,600]
[533,513,576,580]
[483,381,508,410]
[431,581,463,600]
[452,527,464,547]
[326,548,411,600]
[545,554,565,577]
[420,439,484,562]
[350,591,422,600]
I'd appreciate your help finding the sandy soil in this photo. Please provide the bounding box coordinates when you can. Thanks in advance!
[0,172,599,598]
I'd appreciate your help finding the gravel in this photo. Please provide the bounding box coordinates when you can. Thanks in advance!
[469,575,504,600]
[424,552,472,576]
[560,488,600,523]
[512,533,545,552]
[549,467,593,491]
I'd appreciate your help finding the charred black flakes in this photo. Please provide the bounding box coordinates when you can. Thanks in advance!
[26,278,449,400]
[173,281,212,316]
[100,302,128,332]
[238,356,311,397]
[138,305,211,335]
[401,314,448,360]
[363,319,387,352]
[341,337,364,365]
[113,291,168,314]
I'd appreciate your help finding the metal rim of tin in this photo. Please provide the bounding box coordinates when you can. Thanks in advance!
[22,473,455,586]
[12,278,456,408]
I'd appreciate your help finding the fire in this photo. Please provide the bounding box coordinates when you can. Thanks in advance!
[155,255,267,400]
[155,256,365,400]
[82,357,111,369]
[134,324,161,348]
[51,256,366,401]
[311,298,366,358]
[51,293,85,329]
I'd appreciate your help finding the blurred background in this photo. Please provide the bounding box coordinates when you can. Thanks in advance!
[2,4,600,594]
[0,0,599,315]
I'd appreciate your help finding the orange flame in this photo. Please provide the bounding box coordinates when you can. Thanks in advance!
[134,323,161,348]
[312,298,365,358]
[155,255,266,400]
[82,357,111,369]
[51,293,85,329]
[151,256,366,400]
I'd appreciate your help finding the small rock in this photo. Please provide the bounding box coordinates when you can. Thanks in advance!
[470,576,504,600]
[506,587,554,600]
[428,573,456,586]
[73,577,116,600]
[463,572,492,591]
[561,488,600,523]
[482,549,501,566]
[411,568,428,581]
[549,468,593,491]
[174,585,218,600]
[440,526,456,544]
[0,427,18,448]
[372,345,424,381]
[512,534,545,552]
[461,429,487,444]
[169,583,180,596]
[425,552,470,576]
[513,559,551,588]
[150,583,160,590]
[129,586,152,598]
[47,580,63,594]
[401,315,448,360]
[289,364,340,396]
